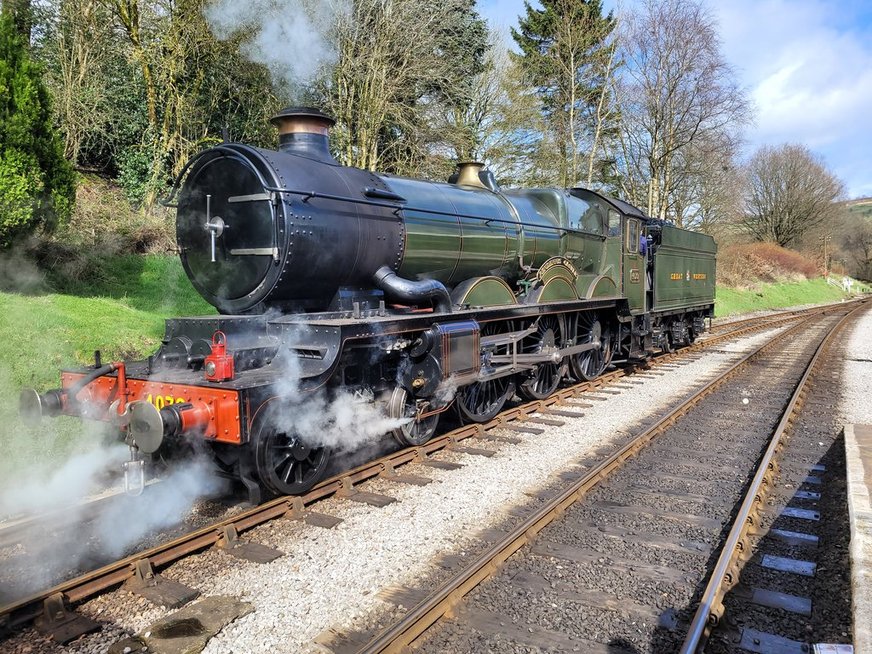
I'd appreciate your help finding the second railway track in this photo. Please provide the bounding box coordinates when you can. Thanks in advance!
[350,302,866,653]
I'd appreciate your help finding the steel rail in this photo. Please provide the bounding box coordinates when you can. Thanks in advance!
[678,299,869,654]
[709,310,805,334]
[0,302,853,636]
[706,300,852,336]
[354,304,863,654]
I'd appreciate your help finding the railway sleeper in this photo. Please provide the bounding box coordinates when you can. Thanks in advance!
[215,524,283,564]
[33,593,101,644]
[122,558,200,609]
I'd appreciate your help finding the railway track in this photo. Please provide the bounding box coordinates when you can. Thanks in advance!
[0,300,860,647]
[0,480,244,610]
[691,324,857,652]
[347,301,866,653]
[705,301,853,337]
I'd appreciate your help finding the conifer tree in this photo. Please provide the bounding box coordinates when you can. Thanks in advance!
[511,0,615,187]
[0,12,75,247]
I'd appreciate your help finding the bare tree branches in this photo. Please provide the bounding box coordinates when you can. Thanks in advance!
[325,0,487,175]
[741,143,845,246]
[840,217,872,280]
[615,0,750,224]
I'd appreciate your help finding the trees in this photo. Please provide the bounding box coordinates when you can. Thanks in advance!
[325,0,488,176]
[1,0,32,40]
[436,39,545,186]
[0,12,75,247]
[842,219,872,281]
[90,0,278,203]
[38,0,128,168]
[741,144,844,247]
[511,0,616,188]
[615,0,749,225]
[669,132,743,238]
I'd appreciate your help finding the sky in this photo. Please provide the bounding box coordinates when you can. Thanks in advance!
[478,0,872,199]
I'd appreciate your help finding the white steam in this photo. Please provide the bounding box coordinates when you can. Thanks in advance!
[94,458,223,559]
[274,326,410,451]
[0,444,223,600]
[205,0,348,94]
[0,440,128,518]
[0,248,46,294]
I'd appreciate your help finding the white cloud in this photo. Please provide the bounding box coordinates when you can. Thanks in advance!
[704,0,872,197]
[478,0,872,198]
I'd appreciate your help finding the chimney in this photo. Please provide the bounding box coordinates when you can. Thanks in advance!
[270,106,337,164]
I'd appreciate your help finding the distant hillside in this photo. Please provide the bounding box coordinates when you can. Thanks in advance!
[846,197,872,219]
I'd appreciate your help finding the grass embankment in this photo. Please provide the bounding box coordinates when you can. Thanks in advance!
[0,255,213,482]
[715,277,854,317]
[714,242,868,317]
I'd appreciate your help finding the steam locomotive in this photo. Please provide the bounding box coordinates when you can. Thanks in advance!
[20,107,717,503]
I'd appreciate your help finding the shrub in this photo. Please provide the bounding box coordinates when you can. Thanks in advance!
[719,243,819,287]
[0,14,75,247]
[118,141,157,207]
[54,174,175,254]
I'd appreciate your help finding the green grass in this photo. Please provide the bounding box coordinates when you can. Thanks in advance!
[0,255,213,484]
[848,199,872,220]
[715,277,853,317]
[47,254,214,317]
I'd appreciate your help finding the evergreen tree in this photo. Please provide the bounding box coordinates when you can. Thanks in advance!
[511,0,615,187]
[0,12,75,247]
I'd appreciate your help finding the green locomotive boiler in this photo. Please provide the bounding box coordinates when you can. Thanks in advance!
[22,107,716,502]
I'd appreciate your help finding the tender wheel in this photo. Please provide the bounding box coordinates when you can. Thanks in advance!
[659,319,675,353]
[389,387,439,446]
[517,316,565,401]
[456,321,516,423]
[686,319,697,344]
[570,313,614,381]
[253,408,330,497]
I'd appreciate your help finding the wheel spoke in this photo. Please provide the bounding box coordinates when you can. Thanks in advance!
[280,459,295,484]
[391,387,439,445]
[273,452,292,472]
[257,421,330,497]
[571,315,611,382]
[518,316,563,401]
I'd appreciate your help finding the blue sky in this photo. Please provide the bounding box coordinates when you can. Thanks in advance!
[478,0,872,199]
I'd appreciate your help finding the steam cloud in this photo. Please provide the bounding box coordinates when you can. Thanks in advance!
[0,439,128,519]
[205,0,348,94]
[0,433,223,601]
[273,323,411,451]
[0,247,46,294]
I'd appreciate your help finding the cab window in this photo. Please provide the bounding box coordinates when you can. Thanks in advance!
[626,219,639,254]
[565,194,604,235]
[608,210,621,237]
